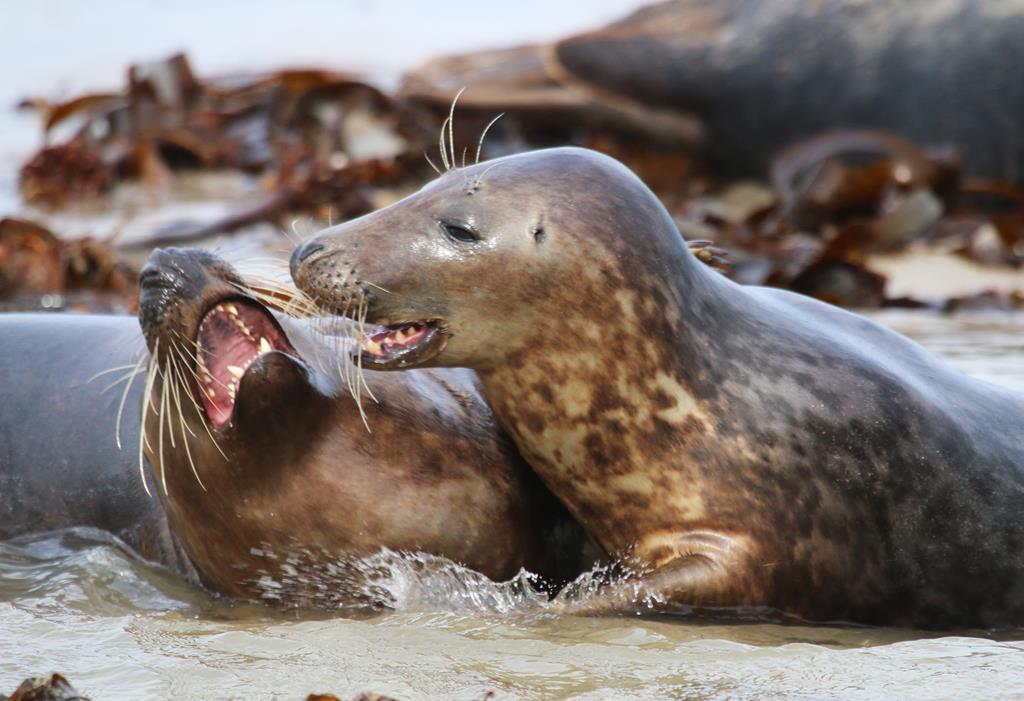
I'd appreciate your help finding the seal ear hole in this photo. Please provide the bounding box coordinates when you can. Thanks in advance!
[532,226,547,244]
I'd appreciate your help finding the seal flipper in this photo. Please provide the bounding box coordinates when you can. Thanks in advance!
[558,530,755,615]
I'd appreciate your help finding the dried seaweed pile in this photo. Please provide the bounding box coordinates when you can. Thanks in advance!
[675,130,1024,309]
[19,54,426,212]
[8,45,1024,312]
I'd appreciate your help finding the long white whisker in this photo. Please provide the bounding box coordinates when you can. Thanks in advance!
[424,151,442,175]
[157,360,170,494]
[115,353,148,450]
[439,116,451,170]
[137,341,160,498]
[171,343,229,462]
[101,367,146,395]
[447,86,466,172]
[168,350,206,491]
[475,113,505,165]
[88,363,141,383]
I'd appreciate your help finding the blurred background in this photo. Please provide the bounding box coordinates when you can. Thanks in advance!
[0,0,647,310]
[4,0,1024,315]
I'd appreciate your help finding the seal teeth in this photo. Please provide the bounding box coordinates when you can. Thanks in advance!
[234,316,254,340]
[259,337,272,353]
[227,365,245,379]
[364,338,382,355]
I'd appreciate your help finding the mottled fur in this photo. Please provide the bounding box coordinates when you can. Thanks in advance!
[292,148,1024,627]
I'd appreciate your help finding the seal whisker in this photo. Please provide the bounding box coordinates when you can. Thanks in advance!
[166,347,199,440]
[344,302,364,409]
[174,331,234,394]
[474,160,506,185]
[167,348,206,491]
[137,340,160,498]
[447,87,466,173]
[161,359,177,452]
[354,299,380,408]
[168,332,206,387]
[438,116,451,171]
[346,297,373,430]
[100,368,145,395]
[362,280,391,295]
[156,359,171,494]
[88,363,143,383]
[423,151,442,176]
[233,274,323,319]
[115,352,149,451]
[354,347,372,433]
[170,342,229,463]
[475,113,504,165]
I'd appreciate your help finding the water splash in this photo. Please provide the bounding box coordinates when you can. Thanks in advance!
[246,546,677,618]
[248,546,555,614]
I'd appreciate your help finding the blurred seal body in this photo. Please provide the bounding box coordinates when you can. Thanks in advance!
[292,147,1024,627]
[550,0,1024,180]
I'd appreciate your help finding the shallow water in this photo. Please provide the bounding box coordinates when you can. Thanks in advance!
[3,310,1024,701]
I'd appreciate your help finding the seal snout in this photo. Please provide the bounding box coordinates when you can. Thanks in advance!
[290,241,367,317]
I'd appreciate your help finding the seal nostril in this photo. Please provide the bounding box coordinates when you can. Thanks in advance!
[290,240,325,273]
[139,264,171,291]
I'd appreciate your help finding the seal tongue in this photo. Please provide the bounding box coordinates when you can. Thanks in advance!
[196,301,287,428]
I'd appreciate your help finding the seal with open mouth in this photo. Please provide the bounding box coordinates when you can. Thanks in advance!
[135,247,590,604]
[0,248,592,608]
[291,147,1024,627]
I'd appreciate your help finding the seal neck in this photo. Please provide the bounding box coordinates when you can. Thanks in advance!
[478,243,749,554]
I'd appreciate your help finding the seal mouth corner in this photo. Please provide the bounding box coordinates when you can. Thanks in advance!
[355,319,446,369]
[195,298,297,429]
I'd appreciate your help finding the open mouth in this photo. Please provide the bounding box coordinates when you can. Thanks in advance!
[195,298,295,429]
[356,320,446,369]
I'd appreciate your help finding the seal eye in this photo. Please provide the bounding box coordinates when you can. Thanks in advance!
[441,222,479,243]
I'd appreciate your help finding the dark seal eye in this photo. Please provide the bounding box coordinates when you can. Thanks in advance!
[441,221,479,243]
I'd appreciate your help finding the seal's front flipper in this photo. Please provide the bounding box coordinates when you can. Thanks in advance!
[557,531,756,616]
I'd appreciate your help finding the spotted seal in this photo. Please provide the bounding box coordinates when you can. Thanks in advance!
[291,147,1024,627]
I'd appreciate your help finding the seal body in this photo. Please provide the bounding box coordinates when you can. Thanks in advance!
[0,314,189,570]
[551,0,1024,181]
[291,147,1024,627]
